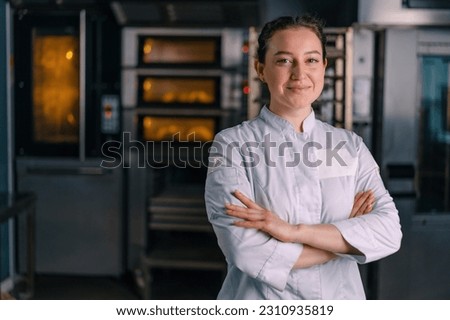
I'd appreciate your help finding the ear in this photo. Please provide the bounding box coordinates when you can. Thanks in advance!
[254,59,265,82]
[323,58,328,69]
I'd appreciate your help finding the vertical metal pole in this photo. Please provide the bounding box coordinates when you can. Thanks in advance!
[0,0,12,288]
[6,1,15,292]
[5,1,12,193]
[372,29,385,166]
[445,65,450,211]
[79,10,86,161]
[344,27,353,131]
[0,1,8,193]
[247,27,261,120]
[335,34,344,126]
[26,200,35,298]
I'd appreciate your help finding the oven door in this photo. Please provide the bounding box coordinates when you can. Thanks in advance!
[14,13,81,157]
[416,54,450,213]
[14,11,120,159]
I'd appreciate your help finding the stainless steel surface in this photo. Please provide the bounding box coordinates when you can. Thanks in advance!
[121,27,244,112]
[346,24,450,299]
[121,28,244,69]
[374,26,450,299]
[110,0,260,27]
[382,29,418,169]
[359,0,450,26]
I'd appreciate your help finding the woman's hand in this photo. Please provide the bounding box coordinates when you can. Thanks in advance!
[349,190,375,218]
[225,190,296,243]
[226,189,376,243]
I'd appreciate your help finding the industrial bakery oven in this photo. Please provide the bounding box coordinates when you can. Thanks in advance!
[121,27,247,297]
[13,8,124,275]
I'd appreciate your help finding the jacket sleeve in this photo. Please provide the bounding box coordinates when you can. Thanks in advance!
[204,132,303,291]
[332,137,402,263]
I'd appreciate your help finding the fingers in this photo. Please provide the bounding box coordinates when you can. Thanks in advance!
[364,191,375,213]
[353,191,364,204]
[361,195,375,214]
[225,190,267,225]
[225,203,265,221]
[350,190,375,218]
[350,192,364,217]
[225,202,267,231]
[350,191,367,217]
[232,190,264,210]
[234,220,265,229]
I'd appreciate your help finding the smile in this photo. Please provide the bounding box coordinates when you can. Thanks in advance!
[287,86,310,90]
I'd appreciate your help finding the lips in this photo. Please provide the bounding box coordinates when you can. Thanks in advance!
[287,85,310,90]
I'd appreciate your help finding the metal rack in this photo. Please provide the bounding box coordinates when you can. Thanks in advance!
[141,183,226,299]
[319,28,354,130]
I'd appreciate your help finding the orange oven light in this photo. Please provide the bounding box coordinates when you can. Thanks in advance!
[32,34,79,144]
[140,36,219,65]
[141,116,215,142]
[139,76,218,106]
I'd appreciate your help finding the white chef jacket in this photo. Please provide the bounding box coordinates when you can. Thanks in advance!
[204,106,402,299]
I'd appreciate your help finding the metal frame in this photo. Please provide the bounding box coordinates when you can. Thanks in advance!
[0,193,36,299]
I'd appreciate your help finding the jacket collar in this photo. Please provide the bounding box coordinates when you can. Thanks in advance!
[259,105,316,135]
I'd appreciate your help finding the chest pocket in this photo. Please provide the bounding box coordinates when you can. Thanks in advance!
[316,148,357,180]
[316,148,356,222]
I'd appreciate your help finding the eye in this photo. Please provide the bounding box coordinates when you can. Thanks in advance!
[306,58,320,64]
[276,58,292,65]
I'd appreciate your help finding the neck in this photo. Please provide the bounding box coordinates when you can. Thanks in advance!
[268,105,312,133]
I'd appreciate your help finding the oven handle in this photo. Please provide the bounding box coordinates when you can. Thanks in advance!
[26,166,111,176]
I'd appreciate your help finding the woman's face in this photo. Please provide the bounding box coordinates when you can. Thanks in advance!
[256,27,327,114]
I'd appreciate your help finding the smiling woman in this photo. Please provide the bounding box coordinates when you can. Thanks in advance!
[204,15,402,300]
[254,26,326,130]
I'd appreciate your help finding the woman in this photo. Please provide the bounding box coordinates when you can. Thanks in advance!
[204,15,402,299]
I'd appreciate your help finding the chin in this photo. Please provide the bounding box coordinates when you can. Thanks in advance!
[290,100,314,109]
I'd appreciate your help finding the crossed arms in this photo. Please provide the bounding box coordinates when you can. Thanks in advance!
[226,189,374,269]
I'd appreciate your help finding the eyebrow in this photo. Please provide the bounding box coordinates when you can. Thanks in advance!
[273,50,322,56]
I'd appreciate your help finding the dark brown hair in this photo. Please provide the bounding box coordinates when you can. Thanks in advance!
[256,15,327,63]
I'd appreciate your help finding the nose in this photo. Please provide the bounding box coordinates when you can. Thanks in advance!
[291,63,304,80]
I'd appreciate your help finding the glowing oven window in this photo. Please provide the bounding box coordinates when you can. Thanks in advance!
[32,31,79,144]
[141,116,215,142]
[140,77,217,106]
[139,37,219,65]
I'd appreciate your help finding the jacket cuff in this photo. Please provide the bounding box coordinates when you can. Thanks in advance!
[256,241,303,291]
